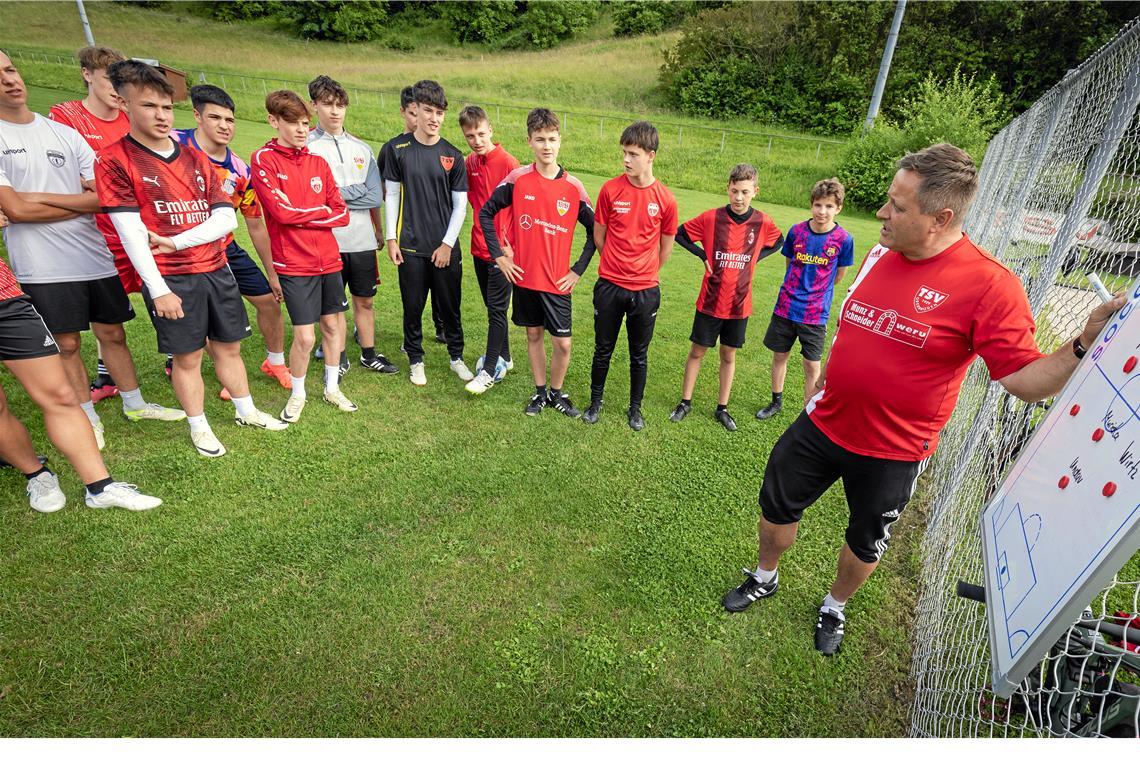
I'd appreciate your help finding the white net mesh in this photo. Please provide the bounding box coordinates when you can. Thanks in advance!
[909,17,1140,738]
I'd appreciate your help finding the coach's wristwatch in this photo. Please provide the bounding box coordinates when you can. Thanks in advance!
[1072,336,1088,359]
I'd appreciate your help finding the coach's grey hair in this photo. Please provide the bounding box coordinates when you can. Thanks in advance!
[897,143,979,222]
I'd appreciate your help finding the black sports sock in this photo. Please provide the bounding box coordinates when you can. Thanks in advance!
[550,387,562,397]
[339,351,348,364]
[97,359,108,375]
[361,346,376,361]
[716,404,728,412]
[772,391,783,405]
[85,477,114,495]
[25,465,51,481]
[536,384,547,397]
[680,398,691,406]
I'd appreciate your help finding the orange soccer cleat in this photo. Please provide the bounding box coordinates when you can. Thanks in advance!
[260,358,293,390]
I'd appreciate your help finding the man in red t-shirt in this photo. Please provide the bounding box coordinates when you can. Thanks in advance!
[96,60,286,458]
[587,121,678,431]
[721,143,1125,656]
[670,163,783,431]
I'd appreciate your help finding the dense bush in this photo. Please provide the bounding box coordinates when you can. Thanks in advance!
[438,0,599,49]
[611,1,709,37]
[277,1,389,42]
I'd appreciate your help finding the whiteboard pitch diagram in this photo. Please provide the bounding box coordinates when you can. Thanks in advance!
[981,278,1140,697]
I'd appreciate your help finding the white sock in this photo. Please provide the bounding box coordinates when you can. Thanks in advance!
[754,565,778,583]
[230,394,255,418]
[267,351,285,366]
[290,375,306,399]
[187,414,211,434]
[324,364,340,393]
[80,400,99,425]
[822,593,847,619]
[119,386,145,412]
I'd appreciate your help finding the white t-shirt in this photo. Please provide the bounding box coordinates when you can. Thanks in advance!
[0,114,117,283]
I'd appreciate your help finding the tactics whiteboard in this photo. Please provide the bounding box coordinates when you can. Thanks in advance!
[981,277,1140,697]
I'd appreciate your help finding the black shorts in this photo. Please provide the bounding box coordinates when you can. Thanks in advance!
[759,412,926,563]
[141,267,252,354]
[690,311,747,349]
[20,275,135,334]
[0,296,60,361]
[280,272,348,325]
[340,250,379,298]
[763,313,826,361]
[512,286,572,337]
[224,241,272,298]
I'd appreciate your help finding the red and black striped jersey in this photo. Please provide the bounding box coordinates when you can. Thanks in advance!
[681,207,782,319]
[0,258,24,301]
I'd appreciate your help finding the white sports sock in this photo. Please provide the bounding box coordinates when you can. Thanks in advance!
[80,400,99,425]
[230,395,256,418]
[754,565,777,583]
[187,414,211,434]
[290,375,306,399]
[324,364,340,393]
[822,593,847,619]
[119,386,145,412]
[267,351,285,365]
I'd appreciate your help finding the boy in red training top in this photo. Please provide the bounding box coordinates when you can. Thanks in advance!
[250,90,352,424]
[669,163,783,431]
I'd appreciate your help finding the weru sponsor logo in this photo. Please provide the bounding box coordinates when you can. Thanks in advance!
[842,298,930,348]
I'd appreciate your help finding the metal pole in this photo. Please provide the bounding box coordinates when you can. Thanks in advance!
[863,0,906,132]
[75,0,96,46]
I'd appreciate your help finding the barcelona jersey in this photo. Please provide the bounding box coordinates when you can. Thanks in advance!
[773,220,854,326]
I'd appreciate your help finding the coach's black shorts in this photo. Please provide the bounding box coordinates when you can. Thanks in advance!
[0,296,60,361]
[691,310,747,349]
[759,412,926,563]
[224,241,272,298]
[20,275,134,334]
[763,313,826,361]
[141,267,251,354]
[280,272,348,325]
[513,285,572,337]
[340,250,380,298]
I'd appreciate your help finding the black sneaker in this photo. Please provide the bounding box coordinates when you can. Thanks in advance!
[814,608,845,656]
[582,400,603,424]
[755,401,782,420]
[314,344,325,361]
[360,354,398,374]
[627,406,645,432]
[669,402,691,422]
[547,391,581,418]
[721,568,778,612]
[715,408,738,431]
[525,392,547,416]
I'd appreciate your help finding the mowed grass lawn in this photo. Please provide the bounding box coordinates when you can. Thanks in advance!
[0,86,917,737]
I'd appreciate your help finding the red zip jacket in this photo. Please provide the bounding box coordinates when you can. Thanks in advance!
[250,139,349,276]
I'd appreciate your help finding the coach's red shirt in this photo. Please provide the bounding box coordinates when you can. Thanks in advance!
[95,136,231,276]
[682,207,782,319]
[49,101,130,151]
[808,234,1044,461]
[466,144,519,262]
[594,174,678,291]
[0,258,24,302]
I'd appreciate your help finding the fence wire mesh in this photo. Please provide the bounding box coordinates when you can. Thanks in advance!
[909,16,1140,738]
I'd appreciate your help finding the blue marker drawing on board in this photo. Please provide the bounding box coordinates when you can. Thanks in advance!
[991,500,1041,658]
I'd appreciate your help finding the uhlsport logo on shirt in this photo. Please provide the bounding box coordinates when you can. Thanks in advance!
[556,199,570,216]
[46,149,65,168]
[310,176,323,193]
[913,286,949,313]
[647,202,660,218]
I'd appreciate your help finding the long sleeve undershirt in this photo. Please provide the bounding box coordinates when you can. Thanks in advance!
[110,206,236,298]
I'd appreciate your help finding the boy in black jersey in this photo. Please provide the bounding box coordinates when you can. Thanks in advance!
[381,80,471,387]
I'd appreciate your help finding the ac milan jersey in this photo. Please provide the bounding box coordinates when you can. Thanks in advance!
[774,221,855,326]
[48,101,130,151]
[682,207,782,319]
[466,144,519,261]
[807,234,1044,461]
[0,258,23,301]
[95,136,231,276]
[478,164,596,293]
[594,174,678,291]
[174,128,260,249]
[381,133,467,257]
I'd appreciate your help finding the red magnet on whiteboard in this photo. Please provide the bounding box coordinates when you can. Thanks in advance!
[1126,356,1138,374]
[1070,404,1081,416]
[1058,476,1070,489]
[1103,482,1117,497]
[1092,428,1105,441]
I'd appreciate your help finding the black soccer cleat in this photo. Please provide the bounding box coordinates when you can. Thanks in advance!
[582,400,603,424]
[755,401,782,420]
[360,354,399,374]
[814,608,845,656]
[547,391,581,418]
[721,568,778,612]
[627,406,645,432]
[669,401,691,422]
[338,352,350,378]
[715,408,738,432]
[524,392,547,416]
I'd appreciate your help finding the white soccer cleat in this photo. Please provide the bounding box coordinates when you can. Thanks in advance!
[85,482,162,511]
[450,358,474,382]
[410,362,427,386]
[123,402,187,422]
[323,388,359,412]
[465,370,496,395]
[91,418,105,450]
[505,358,514,372]
[191,429,227,458]
[26,471,66,513]
[235,408,289,431]
[280,396,306,424]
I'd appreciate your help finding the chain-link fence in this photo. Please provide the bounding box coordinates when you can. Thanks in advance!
[909,16,1140,738]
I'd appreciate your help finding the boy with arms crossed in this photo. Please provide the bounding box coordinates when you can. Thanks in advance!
[476,108,596,414]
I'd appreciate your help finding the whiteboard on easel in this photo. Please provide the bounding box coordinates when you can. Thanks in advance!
[981,277,1140,697]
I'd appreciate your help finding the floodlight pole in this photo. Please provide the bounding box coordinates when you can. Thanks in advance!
[863,0,906,132]
[76,0,96,46]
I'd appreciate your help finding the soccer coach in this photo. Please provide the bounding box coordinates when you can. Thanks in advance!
[721,143,1124,655]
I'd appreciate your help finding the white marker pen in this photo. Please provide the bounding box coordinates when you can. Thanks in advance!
[1087,272,1114,305]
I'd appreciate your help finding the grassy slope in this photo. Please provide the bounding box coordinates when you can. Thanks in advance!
[0,64,916,741]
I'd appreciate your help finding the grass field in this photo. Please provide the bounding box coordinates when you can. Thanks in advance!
[0,62,919,738]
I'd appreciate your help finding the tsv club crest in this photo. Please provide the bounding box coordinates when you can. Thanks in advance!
[310,176,323,193]
[439,155,455,171]
[556,199,570,216]
[914,285,948,313]
[647,202,660,217]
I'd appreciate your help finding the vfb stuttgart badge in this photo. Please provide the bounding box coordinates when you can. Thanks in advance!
[310,176,323,193]
[439,155,455,171]
[647,202,660,217]
[914,285,948,313]
[556,199,570,216]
